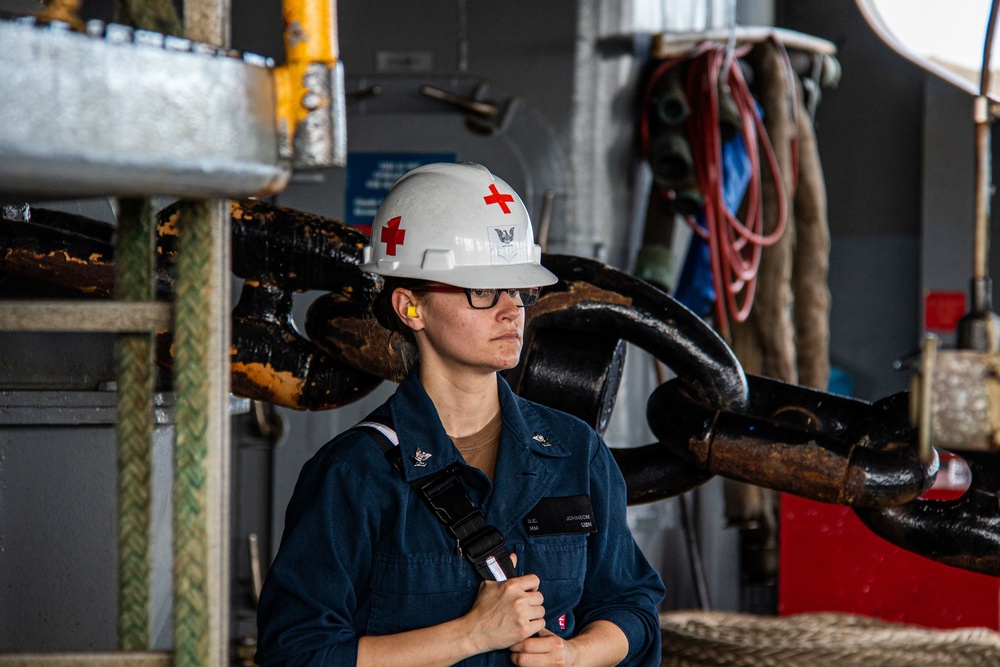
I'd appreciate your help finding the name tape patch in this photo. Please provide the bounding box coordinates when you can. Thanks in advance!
[523,494,597,537]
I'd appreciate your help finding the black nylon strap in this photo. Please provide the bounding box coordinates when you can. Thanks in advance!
[357,418,516,582]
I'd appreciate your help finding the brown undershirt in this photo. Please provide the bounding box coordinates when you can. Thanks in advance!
[449,409,502,482]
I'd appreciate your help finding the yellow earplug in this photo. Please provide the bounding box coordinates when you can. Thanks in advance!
[406,305,419,318]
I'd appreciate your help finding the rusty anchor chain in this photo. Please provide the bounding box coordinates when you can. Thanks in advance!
[512,253,750,412]
[9,199,1000,582]
[503,253,750,503]
[855,450,1000,577]
[200,199,384,410]
[647,375,938,507]
[0,200,387,409]
[229,280,383,411]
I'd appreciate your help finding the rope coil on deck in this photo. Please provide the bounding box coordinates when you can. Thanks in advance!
[660,611,1000,666]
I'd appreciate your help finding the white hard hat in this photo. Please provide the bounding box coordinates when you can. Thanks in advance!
[361,162,557,288]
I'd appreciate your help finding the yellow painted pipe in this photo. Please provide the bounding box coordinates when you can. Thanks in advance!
[274,0,340,162]
[284,0,337,65]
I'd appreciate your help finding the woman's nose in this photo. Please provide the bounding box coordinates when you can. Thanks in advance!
[496,290,521,317]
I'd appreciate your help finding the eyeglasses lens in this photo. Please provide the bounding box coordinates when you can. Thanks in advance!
[467,287,540,309]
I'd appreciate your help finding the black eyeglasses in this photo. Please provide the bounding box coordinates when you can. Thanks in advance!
[412,285,541,309]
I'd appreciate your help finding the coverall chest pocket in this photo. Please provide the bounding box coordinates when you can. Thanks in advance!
[367,551,478,635]
[520,536,588,632]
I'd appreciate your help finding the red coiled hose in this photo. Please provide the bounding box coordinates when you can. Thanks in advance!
[640,41,795,340]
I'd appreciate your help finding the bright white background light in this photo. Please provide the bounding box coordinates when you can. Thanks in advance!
[868,0,997,73]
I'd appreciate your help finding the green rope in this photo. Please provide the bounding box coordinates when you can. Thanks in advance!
[172,200,213,667]
[110,0,178,651]
[115,197,155,650]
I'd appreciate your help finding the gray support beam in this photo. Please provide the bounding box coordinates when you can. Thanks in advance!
[0,302,172,332]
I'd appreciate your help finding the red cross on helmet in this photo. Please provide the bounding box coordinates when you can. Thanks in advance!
[361,162,557,288]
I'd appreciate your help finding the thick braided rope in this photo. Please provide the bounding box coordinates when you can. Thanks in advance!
[660,611,1000,666]
[114,197,155,650]
[173,200,213,667]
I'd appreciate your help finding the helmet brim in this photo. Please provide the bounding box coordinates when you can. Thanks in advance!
[361,259,558,289]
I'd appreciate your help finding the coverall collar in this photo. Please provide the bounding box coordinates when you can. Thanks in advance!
[386,369,572,485]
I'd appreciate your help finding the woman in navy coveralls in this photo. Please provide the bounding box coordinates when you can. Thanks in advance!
[256,163,665,666]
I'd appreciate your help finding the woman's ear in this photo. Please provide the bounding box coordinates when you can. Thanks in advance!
[391,288,424,331]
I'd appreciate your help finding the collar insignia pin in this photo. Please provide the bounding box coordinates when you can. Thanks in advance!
[532,433,551,447]
[411,448,432,467]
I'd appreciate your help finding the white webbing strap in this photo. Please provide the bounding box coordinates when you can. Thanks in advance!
[356,420,399,447]
[485,556,508,582]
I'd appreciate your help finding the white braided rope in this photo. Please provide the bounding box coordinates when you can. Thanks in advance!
[660,611,1000,666]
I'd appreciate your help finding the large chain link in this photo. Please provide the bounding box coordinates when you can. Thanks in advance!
[5,199,1000,577]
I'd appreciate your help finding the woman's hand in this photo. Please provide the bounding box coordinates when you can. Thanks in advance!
[462,574,546,653]
[510,621,629,667]
[509,628,574,666]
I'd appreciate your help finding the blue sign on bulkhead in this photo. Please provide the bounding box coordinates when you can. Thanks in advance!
[346,152,456,234]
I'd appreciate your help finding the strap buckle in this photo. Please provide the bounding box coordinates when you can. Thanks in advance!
[415,464,515,581]
[463,524,515,581]
[417,464,480,534]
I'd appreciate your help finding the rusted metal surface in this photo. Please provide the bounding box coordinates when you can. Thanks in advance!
[2,201,383,409]
[2,199,377,301]
[232,282,382,410]
[304,291,398,382]
[185,198,383,410]
[513,328,626,436]
[611,444,714,505]
[0,208,116,296]
[516,253,749,412]
[855,450,1000,577]
[159,198,376,297]
[18,199,1000,586]
[500,254,744,503]
[647,375,937,507]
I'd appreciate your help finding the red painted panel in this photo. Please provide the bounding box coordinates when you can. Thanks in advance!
[778,492,1000,629]
[924,290,967,332]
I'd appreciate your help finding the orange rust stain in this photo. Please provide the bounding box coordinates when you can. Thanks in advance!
[232,361,304,401]
[527,282,632,323]
[51,249,107,266]
[157,213,179,238]
[230,201,252,220]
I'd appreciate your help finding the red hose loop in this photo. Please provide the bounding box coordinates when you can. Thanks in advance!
[640,41,796,339]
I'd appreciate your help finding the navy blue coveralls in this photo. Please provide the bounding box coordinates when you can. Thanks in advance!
[256,370,665,666]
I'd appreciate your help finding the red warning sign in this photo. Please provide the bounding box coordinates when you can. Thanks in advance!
[924,291,966,332]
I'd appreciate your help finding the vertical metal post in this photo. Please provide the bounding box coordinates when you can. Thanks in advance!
[184,0,231,53]
[276,0,347,168]
[175,5,232,666]
[956,0,1000,353]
